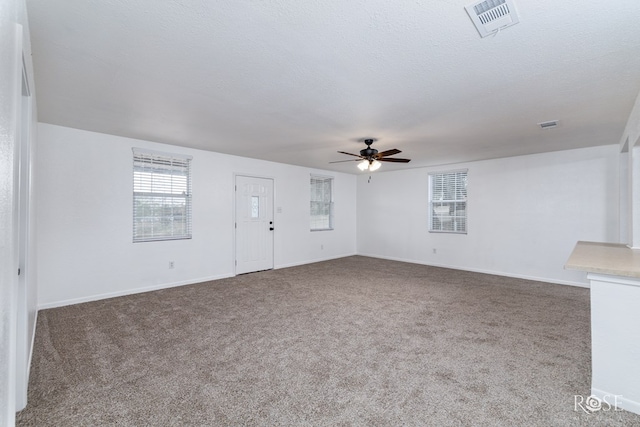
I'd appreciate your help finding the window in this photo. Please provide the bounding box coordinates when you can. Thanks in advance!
[429,170,467,233]
[310,175,334,230]
[133,149,192,242]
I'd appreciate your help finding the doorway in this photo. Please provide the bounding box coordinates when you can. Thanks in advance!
[235,176,274,274]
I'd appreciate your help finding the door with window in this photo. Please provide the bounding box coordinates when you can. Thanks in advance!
[235,176,274,274]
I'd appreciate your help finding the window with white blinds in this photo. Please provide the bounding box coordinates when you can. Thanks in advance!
[310,175,334,231]
[429,170,467,233]
[133,149,193,242]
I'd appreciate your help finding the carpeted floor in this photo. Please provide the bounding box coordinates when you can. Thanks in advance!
[17,256,640,426]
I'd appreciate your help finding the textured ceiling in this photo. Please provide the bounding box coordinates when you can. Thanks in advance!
[26,0,640,172]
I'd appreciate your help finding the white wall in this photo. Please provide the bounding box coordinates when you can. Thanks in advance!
[36,124,356,308]
[357,145,620,286]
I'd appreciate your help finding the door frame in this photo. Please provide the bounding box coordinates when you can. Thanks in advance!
[15,51,33,411]
[233,173,276,275]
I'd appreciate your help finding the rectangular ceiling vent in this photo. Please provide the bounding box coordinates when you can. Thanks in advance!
[538,120,559,130]
[465,0,520,38]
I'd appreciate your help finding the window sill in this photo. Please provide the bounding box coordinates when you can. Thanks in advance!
[428,230,467,234]
[133,236,192,243]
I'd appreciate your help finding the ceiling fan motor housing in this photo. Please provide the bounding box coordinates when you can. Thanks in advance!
[360,139,378,158]
[360,147,378,158]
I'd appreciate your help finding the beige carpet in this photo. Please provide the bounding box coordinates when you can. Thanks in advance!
[17,256,640,426]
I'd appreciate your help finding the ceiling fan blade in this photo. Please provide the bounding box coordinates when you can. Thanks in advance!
[378,157,411,163]
[337,151,363,158]
[329,159,360,163]
[375,149,401,158]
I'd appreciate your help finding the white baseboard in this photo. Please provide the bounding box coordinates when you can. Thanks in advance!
[356,252,590,288]
[275,252,357,270]
[37,254,359,310]
[592,387,640,415]
[38,252,581,310]
[37,273,235,310]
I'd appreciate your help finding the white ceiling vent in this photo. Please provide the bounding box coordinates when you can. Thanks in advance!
[465,0,520,38]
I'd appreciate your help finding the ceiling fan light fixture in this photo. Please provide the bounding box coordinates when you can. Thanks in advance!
[333,138,409,171]
[369,160,382,171]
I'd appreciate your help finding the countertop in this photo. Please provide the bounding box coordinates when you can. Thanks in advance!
[565,241,640,279]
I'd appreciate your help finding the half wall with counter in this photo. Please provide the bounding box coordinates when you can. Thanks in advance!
[566,241,640,415]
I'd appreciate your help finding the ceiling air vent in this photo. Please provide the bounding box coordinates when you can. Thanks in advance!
[465,0,520,38]
[538,120,559,130]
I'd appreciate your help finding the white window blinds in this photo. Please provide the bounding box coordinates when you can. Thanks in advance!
[310,175,334,230]
[133,149,193,242]
[429,170,467,233]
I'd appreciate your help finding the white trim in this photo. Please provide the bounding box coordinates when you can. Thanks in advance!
[38,254,360,310]
[36,253,589,311]
[310,175,334,231]
[132,149,193,242]
[275,252,357,270]
[427,167,469,176]
[428,169,468,234]
[234,172,277,181]
[15,33,34,413]
[26,309,37,394]
[592,387,640,416]
[357,252,590,288]
[37,274,234,310]
[587,273,640,288]
[132,147,192,160]
[4,22,24,426]
[310,173,334,179]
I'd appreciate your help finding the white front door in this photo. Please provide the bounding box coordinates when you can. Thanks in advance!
[235,176,274,274]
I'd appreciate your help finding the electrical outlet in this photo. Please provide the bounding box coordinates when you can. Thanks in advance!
[432,248,437,254]
[321,244,324,250]
[169,261,175,269]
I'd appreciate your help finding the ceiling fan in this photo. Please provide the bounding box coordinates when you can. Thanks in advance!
[330,138,411,171]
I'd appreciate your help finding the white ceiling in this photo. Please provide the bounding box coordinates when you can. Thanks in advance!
[26,0,640,173]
